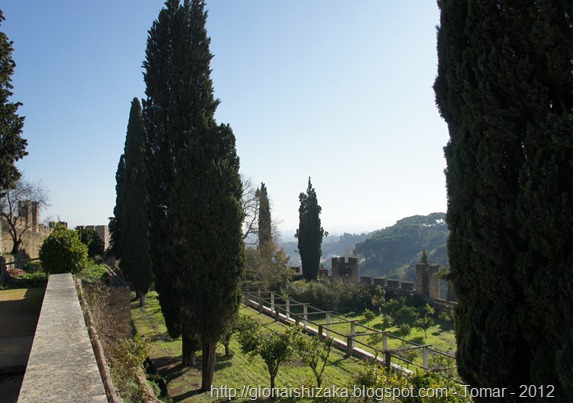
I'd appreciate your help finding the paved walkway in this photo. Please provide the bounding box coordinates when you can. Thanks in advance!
[17,273,107,402]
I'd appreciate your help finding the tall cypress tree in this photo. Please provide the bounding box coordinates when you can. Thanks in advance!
[435,1,573,398]
[119,98,153,307]
[0,10,27,194]
[109,155,125,259]
[258,182,272,250]
[172,122,244,392]
[143,0,243,383]
[143,0,216,358]
[296,178,326,280]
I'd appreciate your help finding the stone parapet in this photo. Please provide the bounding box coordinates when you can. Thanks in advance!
[18,273,106,402]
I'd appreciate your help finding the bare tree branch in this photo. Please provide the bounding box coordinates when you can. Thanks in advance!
[0,179,50,255]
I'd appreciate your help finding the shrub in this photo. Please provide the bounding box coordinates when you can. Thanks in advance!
[77,263,109,283]
[39,228,89,274]
[284,277,372,312]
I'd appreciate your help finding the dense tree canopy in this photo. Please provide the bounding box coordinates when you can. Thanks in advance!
[435,1,573,398]
[0,10,27,194]
[143,0,243,390]
[295,178,326,280]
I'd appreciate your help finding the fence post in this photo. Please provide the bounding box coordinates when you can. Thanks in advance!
[384,351,392,372]
[350,321,356,337]
[286,298,290,319]
[270,291,275,313]
[326,312,331,336]
[383,333,388,351]
[303,304,308,327]
[318,325,324,341]
[423,347,429,369]
[347,336,354,356]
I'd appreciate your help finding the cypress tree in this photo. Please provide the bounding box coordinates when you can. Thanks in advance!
[435,1,573,398]
[143,0,242,380]
[0,10,27,194]
[296,178,326,280]
[119,98,153,307]
[109,155,125,259]
[258,182,272,250]
[143,0,215,358]
[171,122,244,392]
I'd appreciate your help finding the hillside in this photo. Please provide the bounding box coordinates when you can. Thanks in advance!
[280,232,370,267]
[353,212,449,280]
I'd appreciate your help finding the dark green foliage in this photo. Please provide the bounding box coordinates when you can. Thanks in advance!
[39,228,89,274]
[285,277,372,312]
[295,178,326,280]
[171,121,244,390]
[257,182,272,249]
[0,10,27,195]
[143,0,219,341]
[119,98,153,306]
[394,305,419,327]
[109,155,125,259]
[143,0,243,390]
[354,213,448,278]
[75,227,104,258]
[435,1,573,397]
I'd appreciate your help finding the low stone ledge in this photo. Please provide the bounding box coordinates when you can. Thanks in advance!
[18,273,107,402]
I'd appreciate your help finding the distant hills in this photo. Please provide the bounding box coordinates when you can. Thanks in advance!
[280,212,449,281]
[354,212,448,280]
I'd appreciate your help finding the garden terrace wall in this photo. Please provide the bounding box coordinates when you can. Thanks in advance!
[17,273,107,402]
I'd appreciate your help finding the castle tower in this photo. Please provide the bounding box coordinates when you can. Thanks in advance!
[415,263,440,300]
[331,257,358,279]
[18,200,40,232]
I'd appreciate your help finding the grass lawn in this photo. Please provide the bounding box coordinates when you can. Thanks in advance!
[266,305,457,373]
[132,292,366,402]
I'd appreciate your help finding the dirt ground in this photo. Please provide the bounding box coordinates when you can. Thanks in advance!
[0,287,45,403]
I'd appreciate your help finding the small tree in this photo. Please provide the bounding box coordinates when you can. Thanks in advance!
[362,308,375,327]
[0,179,49,255]
[238,321,299,393]
[39,228,89,274]
[415,304,435,339]
[257,327,299,392]
[295,334,333,387]
[375,313,394,333]
[371,286,386,315]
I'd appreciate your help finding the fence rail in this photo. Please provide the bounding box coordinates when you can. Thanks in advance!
[242,288,461,382]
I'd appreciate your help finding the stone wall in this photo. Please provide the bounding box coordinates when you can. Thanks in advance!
[415,263,440,300]
[18,273,107,402]
[331,257,358,279]
[1,218,52,259]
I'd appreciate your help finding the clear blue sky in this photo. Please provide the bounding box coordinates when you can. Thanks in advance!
[3,1,448,237]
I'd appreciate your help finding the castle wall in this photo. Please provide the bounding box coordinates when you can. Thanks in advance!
[331,257,358,279]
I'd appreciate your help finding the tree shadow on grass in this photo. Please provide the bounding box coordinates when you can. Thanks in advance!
[172,388,204,402]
